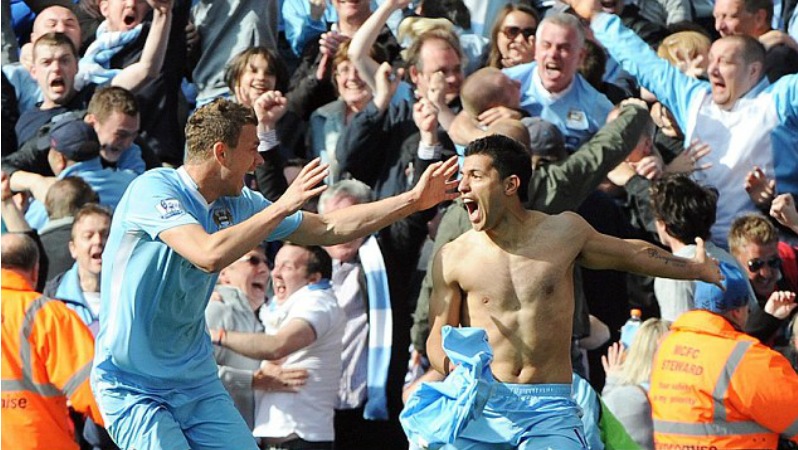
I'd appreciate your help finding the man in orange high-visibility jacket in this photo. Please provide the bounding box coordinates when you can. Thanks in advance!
[650,261,798,450]
[1,233,103,450]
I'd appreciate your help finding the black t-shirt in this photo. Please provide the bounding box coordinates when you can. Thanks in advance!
[14,83,96,146]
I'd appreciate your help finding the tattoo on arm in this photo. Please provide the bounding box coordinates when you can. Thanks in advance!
[645,248,687,267]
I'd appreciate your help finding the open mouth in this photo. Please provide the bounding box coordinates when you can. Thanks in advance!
[123,13,137,26]
[50,77,66,90]
[91,251,103,263]
[463,199,481,223]
[544,62,562,77]
[251,281,265,292]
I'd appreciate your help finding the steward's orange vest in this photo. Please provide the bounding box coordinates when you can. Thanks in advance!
[650,310,798,450]
[2,269,102,450]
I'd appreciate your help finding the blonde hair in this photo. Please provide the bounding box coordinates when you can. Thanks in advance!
[397,17,454,48]
[620,318,671,385]
[657,31,711,68]
[728,213,779,257]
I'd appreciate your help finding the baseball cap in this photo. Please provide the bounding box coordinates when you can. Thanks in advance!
[37,118,100,162]
[522,117,567,162]
[694,262,751,313]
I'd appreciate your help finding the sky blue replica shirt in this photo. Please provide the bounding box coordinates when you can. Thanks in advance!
[503,62,613,151]
[94,167,302,388]
[24,157,138,230]
[591,12,798,246]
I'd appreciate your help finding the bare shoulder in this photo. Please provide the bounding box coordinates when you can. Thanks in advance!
[440,229,479,260]
[533,211,591,239]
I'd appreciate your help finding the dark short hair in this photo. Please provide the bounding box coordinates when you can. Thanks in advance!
[88,86,139,122]
[579,39,607,90]
[45,176,98,219]
[33,32,78,58]
[70,203,112,241]
[724,34,766,66]
[419,0,472,29]
[650,174,718,243]
[1,233,40,272]
[742,0,773,25]
[285,242,333,280]
[464,134,532,203]
[224,46,289,93]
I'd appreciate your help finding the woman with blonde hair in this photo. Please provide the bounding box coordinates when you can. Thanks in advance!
[602,318,671,450]
[656,31,711,79]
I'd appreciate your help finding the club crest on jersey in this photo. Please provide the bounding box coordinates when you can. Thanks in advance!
[156,198,185,219]
[212,208,234,228]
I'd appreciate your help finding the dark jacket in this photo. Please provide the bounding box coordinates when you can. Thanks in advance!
[337,99,457,200]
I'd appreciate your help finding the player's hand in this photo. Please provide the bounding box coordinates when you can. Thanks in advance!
[253,363,309,392]
[274,158,329,214]
[694,237,723,289]
[601,341,626,377]
[253,91,288,129]
[412,156,460,211]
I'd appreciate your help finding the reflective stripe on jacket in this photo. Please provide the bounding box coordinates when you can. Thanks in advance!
[650,310,798,450]
[1,269,102,450]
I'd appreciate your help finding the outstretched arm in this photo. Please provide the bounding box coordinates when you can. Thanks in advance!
[573,213,722,286]
[288,156,459,246]
[214,319,317,360]
[160,159,329,272]
[427,243,462,376]
[111,0,173,92]
[348,0,409,92]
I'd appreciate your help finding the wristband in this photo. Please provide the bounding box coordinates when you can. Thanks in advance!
[417,141,442,160]
[258,129,280,153]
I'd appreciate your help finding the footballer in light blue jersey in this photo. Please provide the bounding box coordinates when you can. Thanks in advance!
[89,98,458,450]
[94,167,302,388]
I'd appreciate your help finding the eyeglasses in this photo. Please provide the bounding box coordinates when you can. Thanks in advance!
[501,26,536,40]
[238,255,269,267]
[747,256,781,272]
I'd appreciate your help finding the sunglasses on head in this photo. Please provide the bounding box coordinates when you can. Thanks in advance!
[502,26,536,40]
[747,256,781,272]
[238,255,269,267]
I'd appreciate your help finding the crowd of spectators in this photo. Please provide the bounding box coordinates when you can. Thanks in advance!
[2,0,798,448]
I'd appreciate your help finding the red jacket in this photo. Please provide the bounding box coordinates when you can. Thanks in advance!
[2,269,103,450]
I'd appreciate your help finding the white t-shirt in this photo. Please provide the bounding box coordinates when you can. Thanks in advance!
[253,282,346,441]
